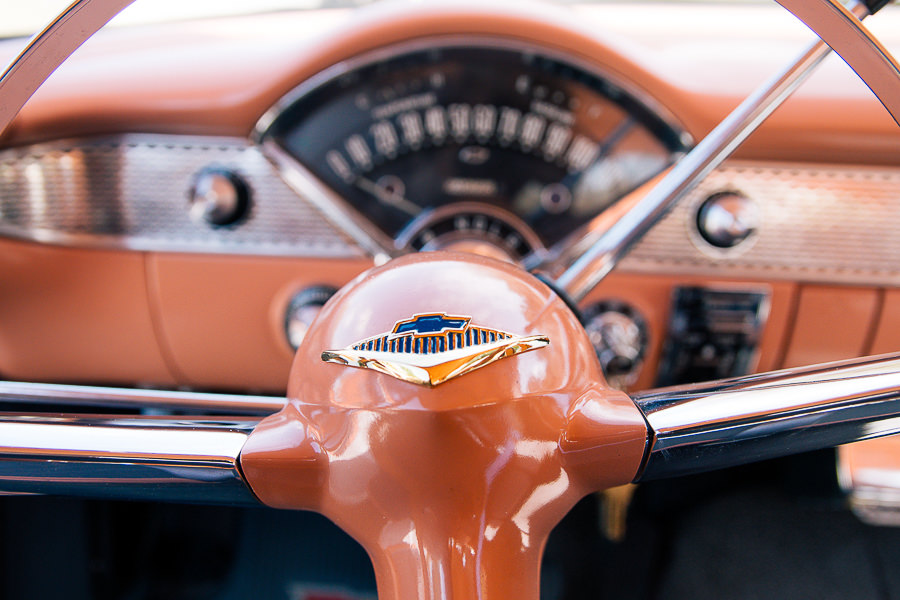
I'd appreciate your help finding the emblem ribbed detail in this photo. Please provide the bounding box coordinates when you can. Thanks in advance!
[350,314,513,354]
[322,312,549,387]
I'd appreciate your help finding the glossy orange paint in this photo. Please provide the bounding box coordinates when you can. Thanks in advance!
[0,237,809,394]
[149,253,373,392]
[241,253,648,600]
[782,285,880,369]
[869,288,900,355]
[0,238,175,386]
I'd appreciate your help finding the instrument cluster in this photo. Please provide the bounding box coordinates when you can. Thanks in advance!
[260,40,690,263]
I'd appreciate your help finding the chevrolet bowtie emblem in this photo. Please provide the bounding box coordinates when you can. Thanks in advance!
[321,313,549,387]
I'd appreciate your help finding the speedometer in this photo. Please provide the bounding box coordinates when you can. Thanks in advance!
[260,40,689,261]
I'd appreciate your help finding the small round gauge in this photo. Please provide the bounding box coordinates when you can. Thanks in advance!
[583,300,649,389]
[263,40,689,261]
[396,203,544,262]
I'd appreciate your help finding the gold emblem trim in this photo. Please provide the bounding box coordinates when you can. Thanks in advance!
[321,313,549,387]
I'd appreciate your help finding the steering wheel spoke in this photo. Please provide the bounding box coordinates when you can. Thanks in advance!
[633,352,900,481]
[0,411,262,505]
[0,379,285,415]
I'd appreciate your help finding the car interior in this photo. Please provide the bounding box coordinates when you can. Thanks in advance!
[1,0,900,598]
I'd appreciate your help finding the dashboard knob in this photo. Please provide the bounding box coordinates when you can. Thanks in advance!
[284,286,338,350]
[189,167,250,226]
[583,301,648,389]
[696,191,759,248]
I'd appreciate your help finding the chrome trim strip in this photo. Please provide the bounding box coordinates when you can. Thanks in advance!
[0,134,360,257]
[260,140,395,263]
[634,353,900,481]
[0,381,286,415]
[547,13,858,302]
[0,414,260,505]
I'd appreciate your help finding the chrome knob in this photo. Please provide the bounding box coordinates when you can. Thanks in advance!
[583,301,648,389]
[189,167,250,226]
[284,286,338,350]
[696,191,759,248]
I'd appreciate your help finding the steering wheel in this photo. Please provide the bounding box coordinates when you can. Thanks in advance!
[1,1,900,599]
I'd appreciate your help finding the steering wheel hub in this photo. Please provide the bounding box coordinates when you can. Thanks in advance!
[290,253,603,410]
[239,253,648,599]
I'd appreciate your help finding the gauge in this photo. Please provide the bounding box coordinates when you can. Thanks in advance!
[262,40,689,259]
[396,202,544,262]
[582,300,649,390]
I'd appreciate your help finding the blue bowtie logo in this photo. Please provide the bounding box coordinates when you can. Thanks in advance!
[392,314,470,336]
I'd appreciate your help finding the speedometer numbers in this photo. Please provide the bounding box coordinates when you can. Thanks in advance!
[264,42,688,262]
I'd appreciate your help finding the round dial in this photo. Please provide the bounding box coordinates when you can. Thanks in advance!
[265,41,689,259]
[396,203,543,262]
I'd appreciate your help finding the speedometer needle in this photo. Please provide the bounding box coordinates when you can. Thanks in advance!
[355,176,422,217]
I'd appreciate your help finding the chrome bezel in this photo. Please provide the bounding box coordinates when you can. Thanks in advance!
[685,187,763,260]
[253,35,693,262]
[394,201,546,260]
[252,35,693,147]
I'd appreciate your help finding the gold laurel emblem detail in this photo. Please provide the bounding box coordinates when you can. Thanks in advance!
[321,313,549,387]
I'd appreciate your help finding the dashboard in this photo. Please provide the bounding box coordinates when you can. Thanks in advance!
[0,1,899,393]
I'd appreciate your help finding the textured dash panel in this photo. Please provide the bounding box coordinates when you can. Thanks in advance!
[3,145,900,286]
[0,135,360,257]
[621,161,900,285]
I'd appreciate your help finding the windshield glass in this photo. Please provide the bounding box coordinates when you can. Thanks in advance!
[5,0,896,41]
[0,0,775,40]
[4,0,364,39]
